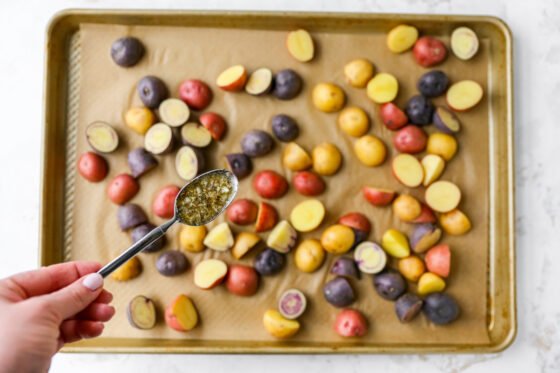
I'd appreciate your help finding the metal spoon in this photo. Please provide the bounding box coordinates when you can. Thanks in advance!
[97,169,238,278]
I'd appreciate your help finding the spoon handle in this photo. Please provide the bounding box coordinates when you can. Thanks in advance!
[98,217,178,278]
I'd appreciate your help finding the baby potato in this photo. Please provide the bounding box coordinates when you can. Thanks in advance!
[111,256,142,281]
[337,106,370,137]
[125,107,155,135]
[439,209,472,235]
[263,309,300,338]
[334,308,368,337]
[398,256,425,282]
[312,143,342,176]
[367,73,399,104]
[427,133,458,161]
[290,199,326,232]
[344,58,374,88]
[77,152,108,182]
[312,83,346,113]
[354,135,387,167]
[387,24,419,53]
[321,224,355,254]
[231,232,261,259]
[392,194,422,222]
[179,225,207,253]
[417,272,446,296]
[294,239,326,273]
[282,142,312,171]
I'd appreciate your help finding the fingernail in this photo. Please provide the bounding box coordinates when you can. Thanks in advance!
[82,273,103,291]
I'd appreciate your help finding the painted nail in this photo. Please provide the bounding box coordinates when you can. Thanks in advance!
[82,273,103,291]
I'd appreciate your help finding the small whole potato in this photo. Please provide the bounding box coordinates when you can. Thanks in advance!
[253,170,289,199]
[272,69,302,100]
[107,174,139,205]
[111,256,142,281]
[179,225,207,253]
[312,83,346,113]
[337,106,370,137]
[152,185,180,219]
[156,250,189,277]
[271,114,300,142]
[427,133,458,161]
[226,198,258,225]
[321,224,355,254]
[380,103,408,131]
[439,209,471,235]
[294,239,326,273]
[392,194,422,222]
[398,256,426,282]
[178,79,212,111]
[344,59,374,88]
[292,171,326,196]
[77,152,108,182]
[125,107,155,135]
[334,308,368,337]
[413,36,448,67]
[393,125,428,154]
[354,135,387,167]
[312,143,342,175]
[226,264,259,296]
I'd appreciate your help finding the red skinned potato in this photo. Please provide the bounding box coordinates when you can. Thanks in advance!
[178,79,212,110]
[253,170,288,199]
[393,125,428,154]
[165,294,198,332]
[199,112,227,141]
[226,264,259,296]
[413,36,448,67]
[216,65,247,92]
[412,203,437,223]
[380,103,408,131]
[338,212,371,234]
[425,244,451,278]
[153,185,180,219]
[292,171,325,196]
[334,309,368,337]
[107,174,139,205]
[77,152,108,182]
[226,199,258,225]
[255,202,279,232]
[362,186,396,206]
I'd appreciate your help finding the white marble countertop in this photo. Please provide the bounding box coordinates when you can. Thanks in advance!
[0,0,556,371]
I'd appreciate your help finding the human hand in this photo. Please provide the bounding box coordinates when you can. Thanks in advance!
[0,261,114,373]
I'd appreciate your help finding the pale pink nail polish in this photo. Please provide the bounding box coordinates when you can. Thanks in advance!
[82,273,103,291]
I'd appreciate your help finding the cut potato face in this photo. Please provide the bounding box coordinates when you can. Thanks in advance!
[451,27,479,60]
[425,180,461,213]
[165,294,199,331]
[203,222,234,251]
[286,29,315,62]
[86,121,119,153]
[181,122,213,148]
[216,65,247,91]
[366,73,399,103]
[266,220,297,253]
[194,259,228,289]
[159,98,190,127]
[354,241,387,274]
[245,67,273,95]
[290,199,326,232]
[446,80,483,111]
[175,146,204,181]
[232,232,261,259]
[127,295,157,330]
[145,123,173,154]
[387,24,419,53]
[392,154,424,187]
[421,154,446,186]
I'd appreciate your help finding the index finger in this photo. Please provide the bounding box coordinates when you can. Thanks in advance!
[2,261,102,300]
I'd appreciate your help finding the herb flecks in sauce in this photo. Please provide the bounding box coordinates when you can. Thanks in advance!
[177,172,234,226]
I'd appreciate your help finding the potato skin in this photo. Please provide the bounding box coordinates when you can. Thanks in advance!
[152,185,180,219]
[179,225,207,253]
[393,125,427,154]
[199,112,227,140]
[178,79,212,111]
[312,143,342,175]
[380,103,408,131]
[337,212,371,234]
[107,174,139,205]
[226,199,258,225]
[253,170,288,199]
[294,239,325,273]
[292,171,325,196]
[334,309,368,337]
[226,264,259,296]
[77,152,108,182]
[413,36,448,67]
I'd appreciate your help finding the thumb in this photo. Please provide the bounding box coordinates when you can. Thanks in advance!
[43,273,104,320]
